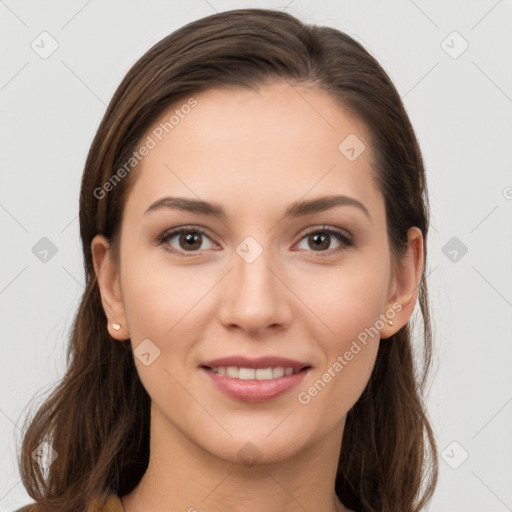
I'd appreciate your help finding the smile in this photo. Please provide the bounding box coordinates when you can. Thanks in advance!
[207,366,300,379]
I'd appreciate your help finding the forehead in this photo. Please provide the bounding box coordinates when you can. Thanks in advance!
[124,81,382,220]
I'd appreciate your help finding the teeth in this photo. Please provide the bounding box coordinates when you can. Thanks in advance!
[226,366,238,378]
[256,368,273,380]
[209,366,299,379]
[272,367,284,378]
[239,368,256,380]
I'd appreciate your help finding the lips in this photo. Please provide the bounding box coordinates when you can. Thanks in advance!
[200,355,312,403]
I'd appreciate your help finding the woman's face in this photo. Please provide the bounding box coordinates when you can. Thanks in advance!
[94,81,417,465]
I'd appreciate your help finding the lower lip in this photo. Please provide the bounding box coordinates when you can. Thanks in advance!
[201,367,310,403]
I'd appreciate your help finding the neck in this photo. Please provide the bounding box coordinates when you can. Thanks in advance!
[121,403,351,512]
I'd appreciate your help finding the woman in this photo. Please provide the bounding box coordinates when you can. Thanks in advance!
[16,8,438,512]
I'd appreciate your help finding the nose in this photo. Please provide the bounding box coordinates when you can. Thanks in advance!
[217,244,293,337]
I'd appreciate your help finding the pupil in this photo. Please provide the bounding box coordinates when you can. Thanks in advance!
[182,233,200,249]
[311,233,328,250]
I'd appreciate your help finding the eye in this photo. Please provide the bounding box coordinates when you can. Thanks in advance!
[295,226,353,256]
[157,226,217,256]
[156,224,353,258]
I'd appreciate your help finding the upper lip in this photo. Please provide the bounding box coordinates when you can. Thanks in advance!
[201,356,311,372]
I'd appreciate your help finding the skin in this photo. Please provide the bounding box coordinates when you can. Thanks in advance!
[92,81,423,512]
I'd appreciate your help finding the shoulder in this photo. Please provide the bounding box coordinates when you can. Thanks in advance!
[13,494,124,512]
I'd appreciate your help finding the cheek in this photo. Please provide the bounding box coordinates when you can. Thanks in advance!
[118,245,209,381]
[119,241,195,336]
[296,273,384,423]
[297,254,390,339]
[119,254,196,406]
[293,256,388,409]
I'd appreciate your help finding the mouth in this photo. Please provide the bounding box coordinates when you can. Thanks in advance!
[199,356,312,402]
[201,365,310,380]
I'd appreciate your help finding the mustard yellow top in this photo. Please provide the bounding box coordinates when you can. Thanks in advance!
[92,494,124,512]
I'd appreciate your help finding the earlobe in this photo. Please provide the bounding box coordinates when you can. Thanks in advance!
[91,234,130,340]
[380,227,424,340]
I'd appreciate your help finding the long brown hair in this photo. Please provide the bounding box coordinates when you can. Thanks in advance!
[16,8,438,512]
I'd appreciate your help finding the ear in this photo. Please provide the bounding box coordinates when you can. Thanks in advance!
[91,234,130,340]
[380,227,424,340]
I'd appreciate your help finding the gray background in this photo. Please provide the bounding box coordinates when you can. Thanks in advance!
[1,1,511,510]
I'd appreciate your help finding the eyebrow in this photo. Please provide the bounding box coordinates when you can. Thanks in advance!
[144,194,371,221]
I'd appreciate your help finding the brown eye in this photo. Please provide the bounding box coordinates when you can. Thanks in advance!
[296,227,353,256]
[178,232,203,251]
[159,228,216,255]
[307,232,331,251]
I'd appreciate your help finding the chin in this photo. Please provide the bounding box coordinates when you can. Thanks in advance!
[197,425,314,467]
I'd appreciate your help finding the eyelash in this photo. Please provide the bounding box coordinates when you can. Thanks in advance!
[156,224,353,259]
